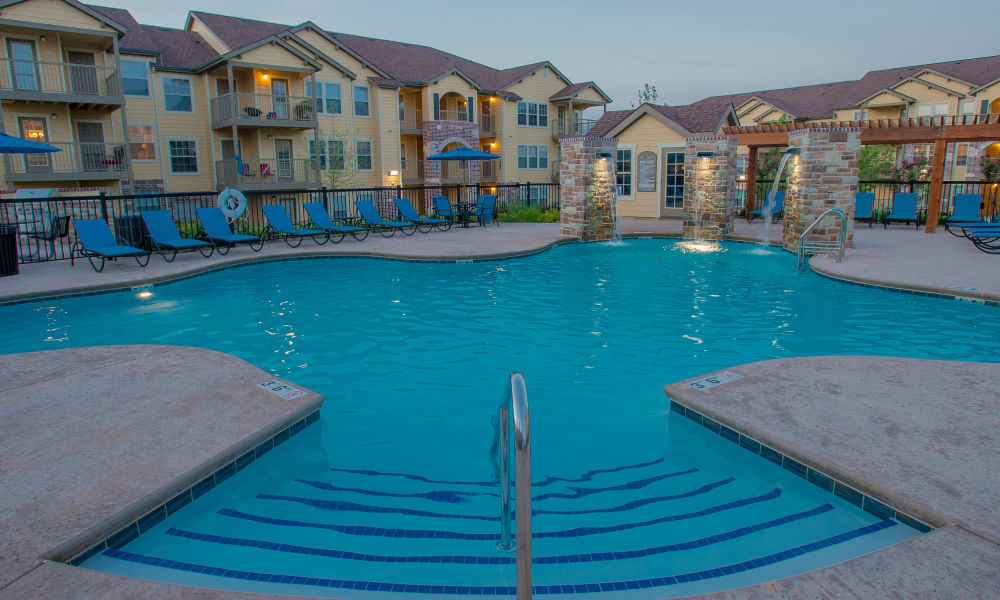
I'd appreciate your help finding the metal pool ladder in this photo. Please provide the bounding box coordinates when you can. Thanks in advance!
[490,372,532,600]
[797,207,847,272]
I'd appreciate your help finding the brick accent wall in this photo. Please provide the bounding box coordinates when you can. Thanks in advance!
[782,128,860,251]
[558,137,618,241]
[682,137,737,241]
[422,121,479,213]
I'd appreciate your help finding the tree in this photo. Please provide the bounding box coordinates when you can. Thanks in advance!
[858,145,896,180]
[313,124,357,189]
[630,83,658,108]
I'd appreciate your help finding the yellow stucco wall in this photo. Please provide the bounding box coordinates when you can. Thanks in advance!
[506,66,568,184]
[2,0,111,32]
[613,113,687,218]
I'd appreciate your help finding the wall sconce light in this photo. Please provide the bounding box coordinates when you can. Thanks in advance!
[267,135,272,140]
[40,35,46,42]
[489,142,496,148]
[262,74,269,80]
[696,151,715,157]
[598,151,612,158]
[389,170,399,176]
[490,97,496,103]
[50,113,57,119]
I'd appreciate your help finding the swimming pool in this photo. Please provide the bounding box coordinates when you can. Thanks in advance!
[3,239,997,597]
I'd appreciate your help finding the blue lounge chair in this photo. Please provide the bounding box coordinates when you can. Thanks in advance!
[141,210,214,262]
[303,202,369,242]
[472,195,498,227]
[393,197,451,232]
[355,199,416,237]
[883,192,919,229]
[854,192,875,228]
[262,204,329,247]
[70,218,151,272]
[197,207,264,254]
[747,191,784,223]
[433,196,457,220]
[961,224,1000,254]
[944,194,986,236]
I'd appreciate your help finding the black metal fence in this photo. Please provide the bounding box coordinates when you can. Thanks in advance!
[0,182,561,264]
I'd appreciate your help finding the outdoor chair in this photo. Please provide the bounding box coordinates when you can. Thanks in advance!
[944,194,987,236]
[960,224,1000,254]
[196,207,264,254]
[303,202,370,242]
[472,195,498,227]
[853,193,875,228]
[883,192,919,229]
[141,210,215,262]
[355,199,417,237]
[393,197,451,232]
[70,218,151,272]
[262,204,330,247]
[433,196,457,220]
[747,191,785,223]
[24,213,70,260]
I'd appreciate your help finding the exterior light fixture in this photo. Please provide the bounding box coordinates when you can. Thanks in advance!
[40,35,46,42]
[598,151,612,158]
[696,151,715,157]
[389,170,399,176]
[136,291,153,299]
[262,74,269,80]
[490,97,496,102]
[50,113,57,119]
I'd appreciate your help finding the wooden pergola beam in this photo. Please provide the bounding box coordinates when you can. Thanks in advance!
[722,115,1000,147]
[746,148,757,214]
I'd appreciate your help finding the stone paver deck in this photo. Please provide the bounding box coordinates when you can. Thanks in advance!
[0,346,322,596]
[666,356,1000,598]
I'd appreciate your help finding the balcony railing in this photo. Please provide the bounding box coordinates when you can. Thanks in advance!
[479,113,496,135]
[0,58,121,99]
[401,159,424,182]
[399,108,423,131]
[215,158,319,189]
[4,141,128,179]
[210,93,317,126]
[438,108,470,122]
[552,118,597,139]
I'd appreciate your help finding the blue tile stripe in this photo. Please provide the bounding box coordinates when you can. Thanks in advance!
[101,519,895,595]
[219,488,782,540]
[530,468,698,501]
[669,400,933,534]
[165,503,833,565]
[68,410,321,566]
[259,477,735,520]
[328,457,666,488]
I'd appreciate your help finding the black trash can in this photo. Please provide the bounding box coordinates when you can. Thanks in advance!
[113,214,151,250]
[0,224,19,277]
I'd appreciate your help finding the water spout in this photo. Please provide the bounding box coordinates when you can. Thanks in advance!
[759,148,797,246]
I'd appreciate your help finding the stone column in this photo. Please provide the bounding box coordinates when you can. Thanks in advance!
[782,128,861,251]
[682,137,737,241]
[559,137,618,241]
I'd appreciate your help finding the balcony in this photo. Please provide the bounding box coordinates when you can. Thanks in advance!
[210,93,317,130]
[438,109,470,122]
[399,108,423,133]
[0,58,122,108]
[551,160,560,182]
[401,159,424,184]
[480,159,499,182]
[478,114,496,136]
[215,158,319,190]
[441,160,467,182]
[4,141,129,182]
[551,118,597,140]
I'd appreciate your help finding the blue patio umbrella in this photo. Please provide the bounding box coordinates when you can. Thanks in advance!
[427,146,502,194]
[0,132,61,153]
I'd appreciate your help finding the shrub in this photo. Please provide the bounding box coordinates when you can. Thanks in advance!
[499,203,560,223]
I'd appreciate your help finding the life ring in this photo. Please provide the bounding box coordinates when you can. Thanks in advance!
[218,187,247,220]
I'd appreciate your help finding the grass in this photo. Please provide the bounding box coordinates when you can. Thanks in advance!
[499,203,560,223]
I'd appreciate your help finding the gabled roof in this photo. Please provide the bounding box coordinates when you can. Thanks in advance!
[889,75,966,98]
[589,110,631,137]
[855,88,917,106]
[1,0,126,33]
[590,101,735,139]
[199,35,322,72]
[89,5,217,69]
[279,31,357,79]
[550,81,612,103]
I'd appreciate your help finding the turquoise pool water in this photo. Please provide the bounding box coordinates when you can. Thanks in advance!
[3,239,997,597]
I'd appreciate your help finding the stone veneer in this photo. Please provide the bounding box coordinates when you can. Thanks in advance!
[681,137,737,240]
[558,137,618,241]
[782,128,861,251]
[422,120,480,212]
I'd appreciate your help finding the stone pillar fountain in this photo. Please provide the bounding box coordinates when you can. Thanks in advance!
[782,128,861,251]
[559,137,619,241]
[682,137,738,242]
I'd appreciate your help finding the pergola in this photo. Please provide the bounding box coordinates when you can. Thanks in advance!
[723,115,1000,233]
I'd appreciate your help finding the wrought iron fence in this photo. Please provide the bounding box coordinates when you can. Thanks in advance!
[1,182,560,264]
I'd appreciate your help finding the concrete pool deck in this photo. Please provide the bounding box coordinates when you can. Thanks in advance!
[0,345,322,598]
[666,356,1000,599]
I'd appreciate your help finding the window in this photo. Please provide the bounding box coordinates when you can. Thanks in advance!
[353,85,370,116]
[961,101,976,114]
[305,80,342,114]
[516,102,548,127]
[355,140,372,170]
[167,139,198,173]
[914,101,949,117]
[309,138,345,171]
[127,125,155,160]
[121,60,149,96]
[162,77,192,112]
[664,151,685,208]
[517,145,548,169]
[616,149,633,197]
[955,143,968,167]
[981,99,991,115]
[852,109,868,120]
[912,145,932,163]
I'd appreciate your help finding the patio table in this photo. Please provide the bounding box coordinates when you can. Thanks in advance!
[454,202,477,228]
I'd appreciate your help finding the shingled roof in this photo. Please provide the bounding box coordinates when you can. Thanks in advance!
[588,110,632,137]
[89,5,218,68]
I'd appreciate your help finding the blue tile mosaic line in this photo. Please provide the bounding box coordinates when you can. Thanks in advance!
[259,477,734,521]
[68,410,321,566]
[530,468,698,501]
[669,400,933,534]
[166,502,833,566]
[328,456,666,488]
[101,519,895,595]
[221,488,782,540]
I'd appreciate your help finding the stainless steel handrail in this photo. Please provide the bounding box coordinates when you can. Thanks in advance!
[797,207,847,271]
[490,372,531,599]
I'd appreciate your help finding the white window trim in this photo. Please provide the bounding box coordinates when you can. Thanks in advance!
[616,143,637,200]
[165,136,200,175]
[310,136,347,171]
[127,122,157,162]
[352,84,371,118]
[121,58,151,98]
[516,144,549,170]
[516,101,549,128]
[309,80,343,115]
[355,138,373,171]
[161,75,195,114]
[658,144,686,214]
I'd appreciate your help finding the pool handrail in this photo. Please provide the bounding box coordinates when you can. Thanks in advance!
[797,207,847,271]
[491,372,531,599]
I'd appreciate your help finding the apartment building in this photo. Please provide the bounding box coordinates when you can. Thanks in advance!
[0,0,610,196]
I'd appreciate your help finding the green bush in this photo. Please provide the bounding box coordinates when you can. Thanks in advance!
[499,203,560,223]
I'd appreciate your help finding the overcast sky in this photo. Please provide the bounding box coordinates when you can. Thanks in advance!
[116,0,1000,110]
